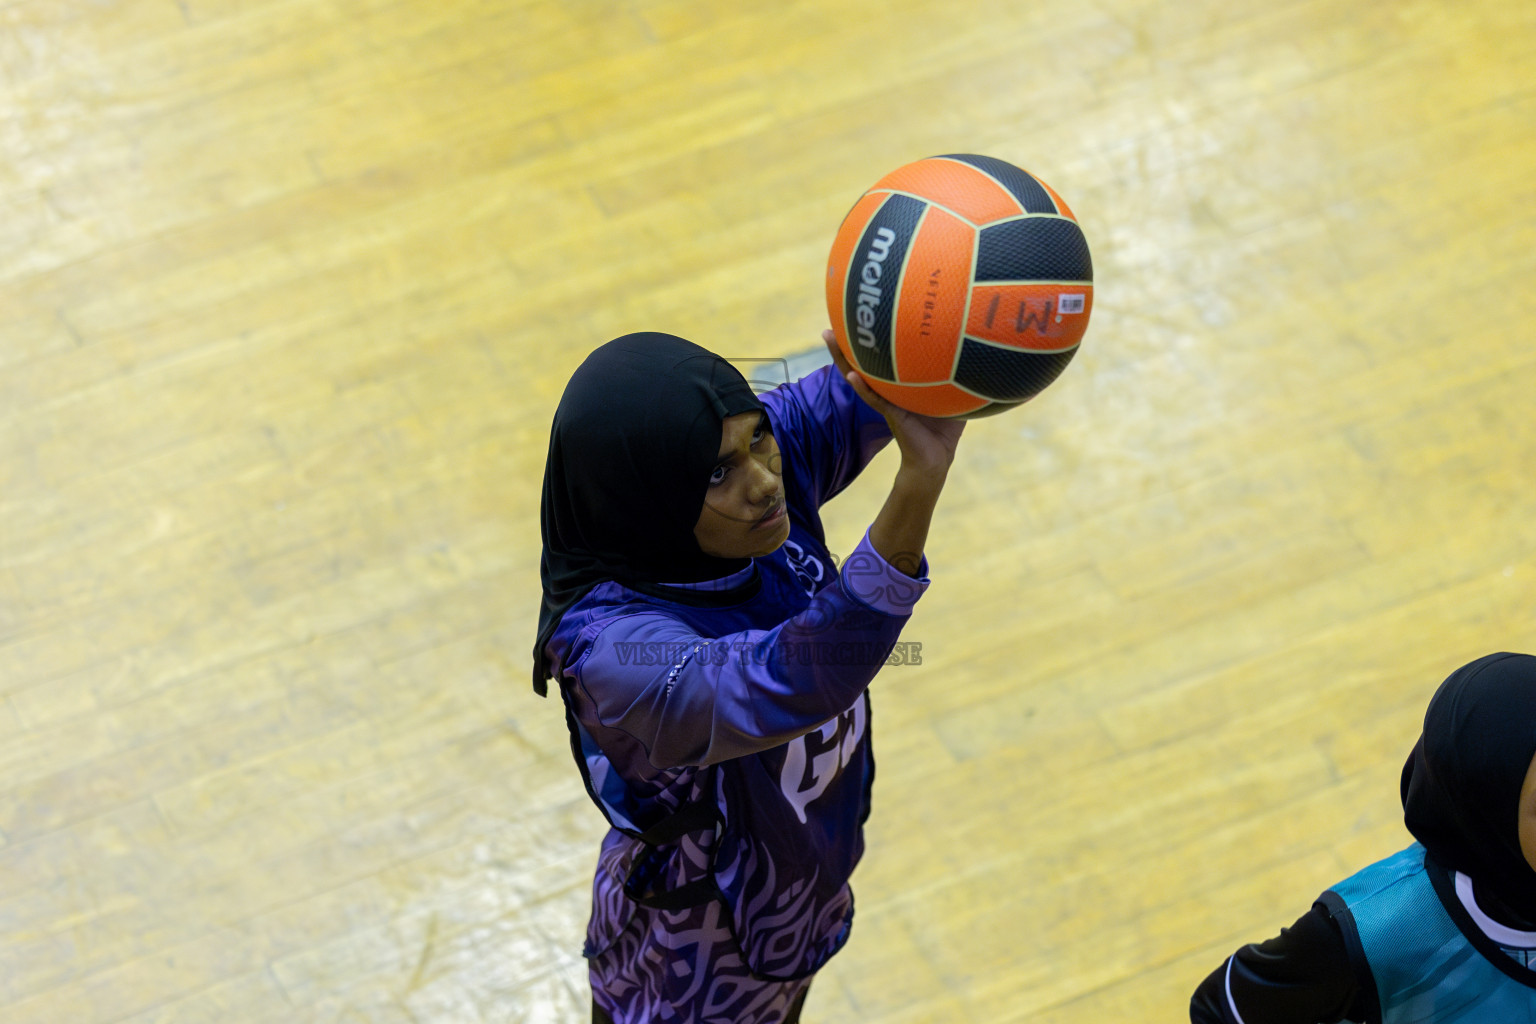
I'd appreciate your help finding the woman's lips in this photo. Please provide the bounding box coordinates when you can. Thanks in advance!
[752,503,787,530]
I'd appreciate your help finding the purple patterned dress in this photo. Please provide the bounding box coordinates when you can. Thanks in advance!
[544,366,928,1023]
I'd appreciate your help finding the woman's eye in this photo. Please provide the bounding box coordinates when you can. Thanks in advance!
[751,425,768,445]
[708,466,729,486]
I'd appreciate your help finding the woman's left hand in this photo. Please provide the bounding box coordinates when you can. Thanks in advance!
[821,329,965,478]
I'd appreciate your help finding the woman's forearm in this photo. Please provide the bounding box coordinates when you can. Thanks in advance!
[868,464,948,578]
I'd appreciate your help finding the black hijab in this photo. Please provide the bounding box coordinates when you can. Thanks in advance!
[532,333,764,695]
[1401,651,1536,921]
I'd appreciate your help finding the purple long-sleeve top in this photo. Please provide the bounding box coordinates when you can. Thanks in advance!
[544,364,928,1022]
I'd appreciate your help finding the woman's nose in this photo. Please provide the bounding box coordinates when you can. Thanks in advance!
[747,454,779,501]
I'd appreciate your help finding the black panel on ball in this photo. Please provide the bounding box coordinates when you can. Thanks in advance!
[954,337,1078,402]
[936,153,1058,215]
[974,218,1093,284]
[843,194,925,381]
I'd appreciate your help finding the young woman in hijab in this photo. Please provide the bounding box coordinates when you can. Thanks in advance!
[535,330,965,1024]
[1191,651,1536,1023]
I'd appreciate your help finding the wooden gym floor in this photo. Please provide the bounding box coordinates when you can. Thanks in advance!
[2,1,1533,1020]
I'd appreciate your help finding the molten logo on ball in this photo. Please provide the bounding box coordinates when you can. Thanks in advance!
[853,226,897,350]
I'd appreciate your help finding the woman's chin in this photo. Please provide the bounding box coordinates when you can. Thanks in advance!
[750,512,792,556]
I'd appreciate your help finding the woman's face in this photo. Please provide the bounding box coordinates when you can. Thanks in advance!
[1519,751,1536,872]
[693,411,791,560]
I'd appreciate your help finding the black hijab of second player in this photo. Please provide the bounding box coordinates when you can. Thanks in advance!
[1401,651,1536,923]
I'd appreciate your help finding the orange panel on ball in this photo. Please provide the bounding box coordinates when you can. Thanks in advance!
[863,376,987,418]
[893,207,972,383]
[869,158,1024,227]
[965,284,1092,352]
[1039,179,1077,220]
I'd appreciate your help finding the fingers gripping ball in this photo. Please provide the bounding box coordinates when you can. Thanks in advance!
[826,154,1093,418]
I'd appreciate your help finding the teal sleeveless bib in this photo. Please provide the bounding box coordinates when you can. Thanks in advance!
[1325,843,1536,1022]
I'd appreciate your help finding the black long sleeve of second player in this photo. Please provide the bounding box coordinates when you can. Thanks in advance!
[1190,903,1373,1024]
